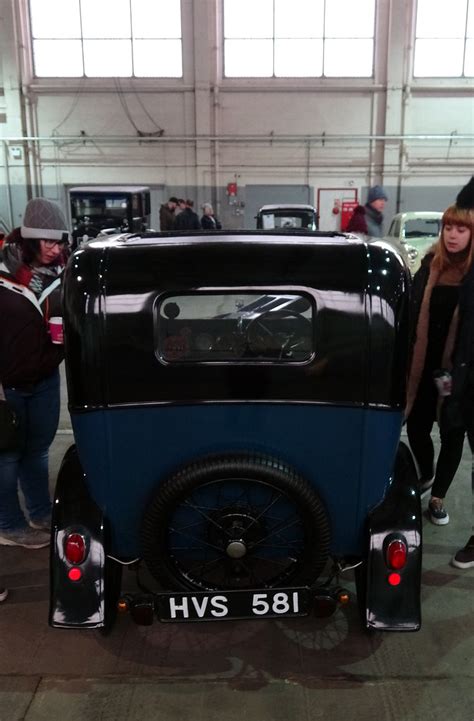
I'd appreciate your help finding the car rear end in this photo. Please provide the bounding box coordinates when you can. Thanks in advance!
[50,231,420,631]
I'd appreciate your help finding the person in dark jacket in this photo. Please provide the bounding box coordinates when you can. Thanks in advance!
[440,176,474,566]
[406,193,473,526]
[445,260,474,566]
[159,197,178,230]
[174,199,201,230]
[201,203,222,231]
[346,205,368,233]
[346,185,388,237]
[0,198,69,549]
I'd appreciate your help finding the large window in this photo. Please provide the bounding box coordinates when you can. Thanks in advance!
[223,0,375,78]
[414,0,473,77]
[155,292,314,363]
[29,0,182,77]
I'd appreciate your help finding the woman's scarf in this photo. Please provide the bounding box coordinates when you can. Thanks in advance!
[406,261,464,417]
[1,242,63,298]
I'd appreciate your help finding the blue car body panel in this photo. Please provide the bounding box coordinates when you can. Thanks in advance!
[72,403,403,557]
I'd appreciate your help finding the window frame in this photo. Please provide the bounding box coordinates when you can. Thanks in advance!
[22,0,189,87]
[221,0,377,80]
[154,290,316,366]
[412,0,474,79]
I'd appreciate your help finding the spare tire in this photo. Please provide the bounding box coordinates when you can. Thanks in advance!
[141,453,330,592]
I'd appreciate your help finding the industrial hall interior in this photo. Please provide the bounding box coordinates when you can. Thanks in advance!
[0,1,473,720]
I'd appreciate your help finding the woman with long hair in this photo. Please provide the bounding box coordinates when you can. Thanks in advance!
[0,198,69,548]
[406,198,474,525]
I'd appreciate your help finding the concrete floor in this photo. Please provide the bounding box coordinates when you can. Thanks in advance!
[1,366,473,721]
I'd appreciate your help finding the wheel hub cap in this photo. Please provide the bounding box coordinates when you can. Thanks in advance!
[226,540,247,558]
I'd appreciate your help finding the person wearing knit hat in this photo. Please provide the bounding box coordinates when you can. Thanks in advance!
[0,198,69,549]
[21,197,70,244]
[406,177,474,530]
[346,184,388,237]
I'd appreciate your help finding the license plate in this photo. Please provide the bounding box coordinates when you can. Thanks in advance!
[156,587,310,622]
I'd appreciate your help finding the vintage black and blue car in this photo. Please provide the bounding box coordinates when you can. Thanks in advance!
[50,230,421,632]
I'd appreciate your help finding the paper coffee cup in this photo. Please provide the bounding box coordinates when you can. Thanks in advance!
[49,316,64,344]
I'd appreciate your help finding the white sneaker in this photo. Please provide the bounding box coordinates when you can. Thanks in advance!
[428,498,449,526]
[0,588,8,602]
[29,513,52,532]
[0,527,50,549]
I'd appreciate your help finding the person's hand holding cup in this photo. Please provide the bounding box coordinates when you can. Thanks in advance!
[49,316,64,344]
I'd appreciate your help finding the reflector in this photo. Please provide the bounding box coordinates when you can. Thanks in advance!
[313,594,337,618]
[130,598,155,626]
[65,533,86,565]
[386,539,407,570]
[117,597,130,613]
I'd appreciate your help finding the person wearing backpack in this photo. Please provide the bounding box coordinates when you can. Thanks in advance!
[0,198,69,548]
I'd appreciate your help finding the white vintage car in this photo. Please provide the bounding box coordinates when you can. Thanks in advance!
[385,211,442,273]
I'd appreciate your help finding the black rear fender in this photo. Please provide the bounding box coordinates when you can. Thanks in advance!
[49,445,108,629]
[361,441,422,631]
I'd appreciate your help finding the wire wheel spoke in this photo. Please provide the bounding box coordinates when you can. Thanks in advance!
[183,497,231,537]
[249,516,303,549]
[168,526,224,553]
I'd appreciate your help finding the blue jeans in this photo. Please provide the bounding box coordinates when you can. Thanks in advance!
[0,370,60,531]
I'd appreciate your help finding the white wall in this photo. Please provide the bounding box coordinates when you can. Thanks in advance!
[0,0,472,231]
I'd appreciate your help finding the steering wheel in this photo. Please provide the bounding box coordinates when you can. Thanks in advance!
[246,310,312,358]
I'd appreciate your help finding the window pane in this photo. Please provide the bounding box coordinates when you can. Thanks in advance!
[275,39,323,76]
[83,39,132,76]
[416,0,468,38]
[413,39,464,76]
[464,38,474,74]
[224,39,273,76]
[134,39,182,76]
[325,0,375,38]
[156,292,314,363]
[33,39,83,76]
[30,0,81,38]
[81,0,131,39]
[224,0,273,39]
[324,39,373,76]
[274,0,324,39]
[132,0,181,38]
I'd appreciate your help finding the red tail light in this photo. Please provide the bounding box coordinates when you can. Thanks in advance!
[68,567,82,582]
[64,533,86,564]
[386,539,407,570]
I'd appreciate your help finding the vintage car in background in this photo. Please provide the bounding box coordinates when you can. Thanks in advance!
[385,211,442,273]
[50,230,421,633]
[256,204,319,230]
[69,185,151,248]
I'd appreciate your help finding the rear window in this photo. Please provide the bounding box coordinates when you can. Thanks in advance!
[154,292,314,364]
[403,218,441,238]
[261,211,315,230]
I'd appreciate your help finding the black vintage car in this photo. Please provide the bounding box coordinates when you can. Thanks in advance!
[69,185,151,248]
[50,230,421,632]
[256,204,319,230]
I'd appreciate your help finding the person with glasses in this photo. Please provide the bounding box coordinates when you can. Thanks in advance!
[0,198,70,548]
